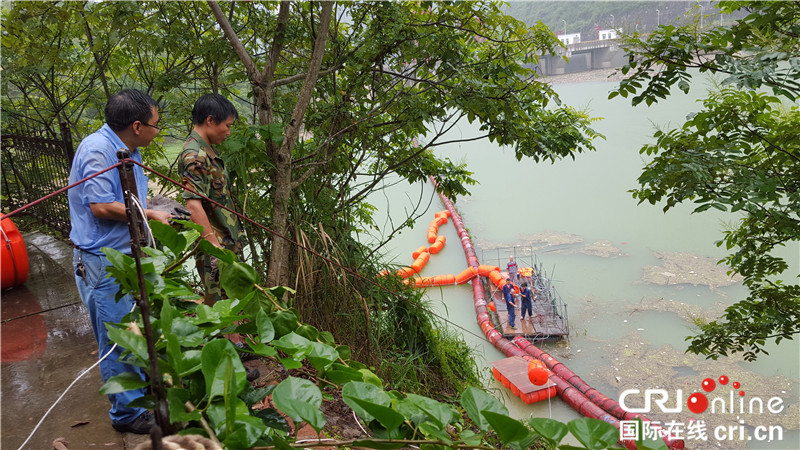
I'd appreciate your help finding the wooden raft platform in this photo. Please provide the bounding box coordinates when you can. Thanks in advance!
[491,356,556,404]
[488,275,569,339]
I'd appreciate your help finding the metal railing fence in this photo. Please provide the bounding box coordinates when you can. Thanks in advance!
[1,122,74,237]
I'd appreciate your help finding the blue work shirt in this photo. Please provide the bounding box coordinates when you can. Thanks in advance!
[68,124,149,255]
[521,286,533,303]
[502,283,514,303]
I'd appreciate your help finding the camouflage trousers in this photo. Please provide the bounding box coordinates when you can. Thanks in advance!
[196,253,223,304]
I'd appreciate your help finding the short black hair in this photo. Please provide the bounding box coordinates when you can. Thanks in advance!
[192,93,239,125]
[522,282,528,287]
[105,89,157,132]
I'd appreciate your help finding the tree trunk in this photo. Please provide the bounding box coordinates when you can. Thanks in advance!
[266,1,333,288]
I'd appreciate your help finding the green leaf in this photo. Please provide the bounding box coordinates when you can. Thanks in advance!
[481,410,531,444]
[256,309,275,343]
[171,315,205,347]
[396,393,458,429]
[272,332,312,360]
[308,342,339,373]
[201,339,247,400]
[461,387,508,431]
[99,372,148,395]
[149,220,187,256]
[325,363,365,384]
[254,407,290,433]
[272,377,325,431]
[295,324,319,341]
[359,368,383,387]
[194,304,221,324]
[219,260,257,300]
[223,414,268,449]
[348,396,405,432]
[241,384,275,406]
[342,381,392,423]
[166,388,202,422]
[567,417,619,450]
[529,417,568,447]
[106,324,149,364]
[269,310,300,337]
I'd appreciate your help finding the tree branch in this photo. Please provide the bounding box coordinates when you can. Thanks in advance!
[207,0,261,86]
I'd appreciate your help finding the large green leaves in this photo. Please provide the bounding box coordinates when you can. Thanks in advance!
[461,386,508,431]
[272,376,325,431]
[201,339,247,401]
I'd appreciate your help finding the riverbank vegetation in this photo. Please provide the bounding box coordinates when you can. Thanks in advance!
[612,0,800,361]
[1,1,599,446]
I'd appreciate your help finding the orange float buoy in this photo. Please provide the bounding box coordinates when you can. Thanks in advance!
[1,215,30,289]
[426,227,437,244]
[428,235,446,254]
[455,267,478,284]
[521,386,557,404]
[436,274,456,285]
[528,361,549,386]
[477,265,500,276]
[410,251,430,273]
[488,301,496,312]
[412,246,429,260]
[488,270,504,286]
[396,266,418,279]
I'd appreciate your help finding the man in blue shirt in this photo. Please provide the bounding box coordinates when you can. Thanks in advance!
[520,282,534,322]
[68,89,171,434]
[502,278,518,329]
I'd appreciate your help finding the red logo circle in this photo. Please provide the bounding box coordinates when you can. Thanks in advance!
[733,381,740,389]
[719,375,729,385]
[702,378,716,392]
[688,393,708,414]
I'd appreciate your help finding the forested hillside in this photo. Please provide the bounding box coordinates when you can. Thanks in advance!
[504,1,722,40]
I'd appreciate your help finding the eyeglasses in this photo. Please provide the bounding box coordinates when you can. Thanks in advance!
[139,121,161,132]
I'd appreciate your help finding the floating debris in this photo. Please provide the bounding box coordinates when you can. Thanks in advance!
[580,240,628,258]
[640,251,743,288]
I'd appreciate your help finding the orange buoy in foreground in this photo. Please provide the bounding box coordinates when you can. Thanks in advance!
[1,215,29,289]
[528,360,549,386]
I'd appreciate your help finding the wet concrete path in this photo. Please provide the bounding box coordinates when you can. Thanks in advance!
[2,233,146,449]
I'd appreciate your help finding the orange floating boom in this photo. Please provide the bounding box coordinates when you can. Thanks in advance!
[428,176,683,450]
[412,246,429,260]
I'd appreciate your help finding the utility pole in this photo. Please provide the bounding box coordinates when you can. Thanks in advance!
[656,9,660,26]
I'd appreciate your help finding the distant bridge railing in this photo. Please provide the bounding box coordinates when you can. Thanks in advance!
[555,38,619,55]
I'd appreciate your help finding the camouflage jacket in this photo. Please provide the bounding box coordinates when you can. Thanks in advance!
[178,131,247,254]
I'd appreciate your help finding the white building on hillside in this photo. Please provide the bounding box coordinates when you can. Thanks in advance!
[557,32,581,45]
[598,29,618,40]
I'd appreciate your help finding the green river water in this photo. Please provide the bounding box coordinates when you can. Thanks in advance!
[367,75,799,449]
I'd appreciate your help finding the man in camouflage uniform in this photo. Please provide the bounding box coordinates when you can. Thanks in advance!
[178,93,247,304]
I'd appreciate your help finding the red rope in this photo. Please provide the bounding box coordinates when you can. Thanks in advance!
[2,162,123,220]
[2,156,486,341]
[134,160,488,340]
[129,160,287,243]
